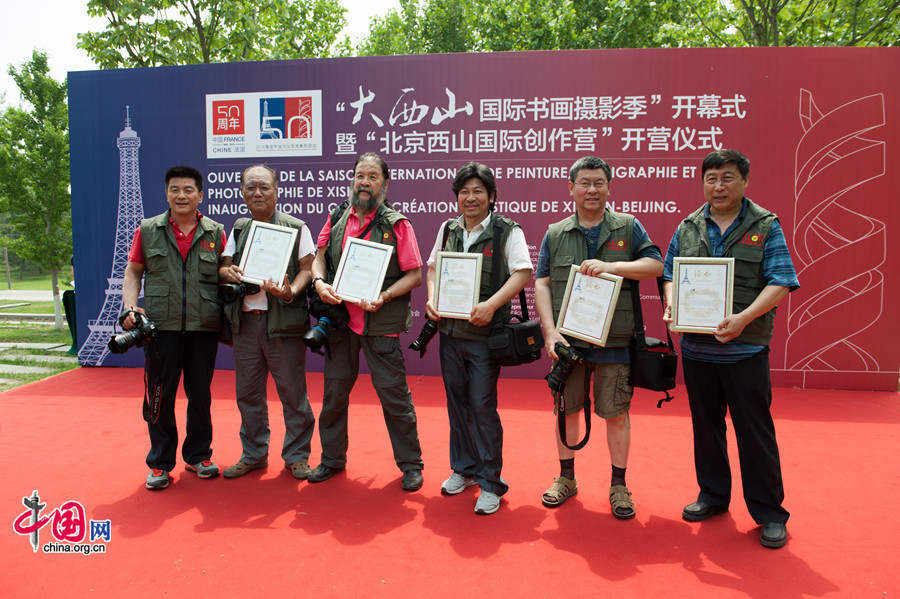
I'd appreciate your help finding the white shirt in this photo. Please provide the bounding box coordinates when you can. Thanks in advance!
[427,213,533,275]
[223,222,316,311]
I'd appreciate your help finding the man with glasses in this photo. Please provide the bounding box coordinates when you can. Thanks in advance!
[218,165,317,481]
[662,149,798,549]
[534,156,662,517]
[307,152,425,492]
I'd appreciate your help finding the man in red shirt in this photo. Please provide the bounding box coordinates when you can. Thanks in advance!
[308,152,425,491]
[122,166,225,491]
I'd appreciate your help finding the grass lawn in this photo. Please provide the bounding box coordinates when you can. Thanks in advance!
[0,300,57,314]
[0,322,77,392]
[0,272,74,292]
[0,322,73,344]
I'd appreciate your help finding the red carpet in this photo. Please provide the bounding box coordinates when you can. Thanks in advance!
[2,368,898,598]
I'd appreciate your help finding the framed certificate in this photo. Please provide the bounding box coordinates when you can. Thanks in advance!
[332,237,394,302]
[671,257,735,333]
[555,265,623,347]
[434,251,483,319]
[237,221,298,286]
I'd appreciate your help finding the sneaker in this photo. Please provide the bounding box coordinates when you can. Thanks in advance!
[474,490,501,515]
[145,469,170,490]
[223,460,267,479]
[185,460,220,479]
[441,472,476,495]
[287,461,311,480]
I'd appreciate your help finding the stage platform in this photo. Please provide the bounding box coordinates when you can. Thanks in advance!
[2,368,897,598]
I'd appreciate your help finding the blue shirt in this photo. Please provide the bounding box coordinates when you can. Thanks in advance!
[662,198,800,363]
[537,216,662,364]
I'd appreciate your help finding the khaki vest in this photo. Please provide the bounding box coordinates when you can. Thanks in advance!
[225,211,310,338]
[437,214,517,341]
[547,209,642,349]
[140,211,223,332]
[676,198,777,346]
[325,203,412,335]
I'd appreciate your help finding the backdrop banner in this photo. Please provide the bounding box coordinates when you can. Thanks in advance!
[68,47,900,390]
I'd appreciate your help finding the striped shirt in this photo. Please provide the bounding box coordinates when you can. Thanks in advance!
[662,198,799,363]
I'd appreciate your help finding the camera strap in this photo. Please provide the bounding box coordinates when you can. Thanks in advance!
[490,216,530,322]
[555,364,592,450]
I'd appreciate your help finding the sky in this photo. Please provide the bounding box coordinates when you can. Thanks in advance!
[0,0,399,108]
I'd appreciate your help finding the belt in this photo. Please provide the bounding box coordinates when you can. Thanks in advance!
[241,309,267,316]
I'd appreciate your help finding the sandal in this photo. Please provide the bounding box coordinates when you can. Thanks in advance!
[541,476,577,508]
[609,484,635,519]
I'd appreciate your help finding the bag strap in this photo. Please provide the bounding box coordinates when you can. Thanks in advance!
[491,216,529,321]
[630,276,675,351]
[556,365,591,450]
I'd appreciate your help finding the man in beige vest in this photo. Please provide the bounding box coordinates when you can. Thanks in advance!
[534,156,662,518]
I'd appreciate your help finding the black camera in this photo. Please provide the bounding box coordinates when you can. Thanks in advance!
[409,319,439,357]
[220,282,261,303]
[303,287,349,354]
[545,342,583,392]
[108,312,157,354]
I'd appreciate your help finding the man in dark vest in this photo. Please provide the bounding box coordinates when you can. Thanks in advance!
[308,152,425,491]
[122,166,226,491]
[424,162,533,515]
[662,149,799,549]
[534,156,663,518]
[218,165,316,480]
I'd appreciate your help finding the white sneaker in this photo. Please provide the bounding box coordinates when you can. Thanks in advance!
[474,490,501,515]
[441,472,476,495]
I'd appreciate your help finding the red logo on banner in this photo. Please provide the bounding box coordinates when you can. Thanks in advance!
[740,232,763,246]
[213,100,244,135]
[606,238,628,250]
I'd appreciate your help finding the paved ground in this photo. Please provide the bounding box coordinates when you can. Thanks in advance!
[0,290,54,302]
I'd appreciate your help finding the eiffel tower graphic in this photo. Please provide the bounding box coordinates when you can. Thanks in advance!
[78,107,145,366]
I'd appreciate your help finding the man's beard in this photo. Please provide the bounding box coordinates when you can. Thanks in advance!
[349,185,385,213]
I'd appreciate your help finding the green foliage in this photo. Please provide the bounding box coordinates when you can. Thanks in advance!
[357,0,898,54]
[77,0,349,68]
[0,51,72,282]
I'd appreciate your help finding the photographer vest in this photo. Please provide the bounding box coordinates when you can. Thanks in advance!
[676,198,777,346]
[325,203,412,336]
[225,211,310,338]
[437,214,517,341]
[547,209,644,349]
[139,211,223,332]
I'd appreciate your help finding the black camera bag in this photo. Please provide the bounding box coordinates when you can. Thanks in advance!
[484,217,543,366]
[629,277,678,408]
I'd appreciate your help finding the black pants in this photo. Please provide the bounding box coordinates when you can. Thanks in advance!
[143,331,219,471]
[683,350,789,525]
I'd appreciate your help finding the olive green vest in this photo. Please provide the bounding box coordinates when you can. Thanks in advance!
[676,198,777,346]
[140,211,223,332]
[225,211,310,338]
[437,214,517,341]
[325,203,412,335]
[547,209,644,349]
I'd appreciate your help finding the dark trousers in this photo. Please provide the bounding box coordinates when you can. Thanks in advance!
[683,351,789,524]
[143,331,218,471]
[439,333,507,495]
[318,327,423,472]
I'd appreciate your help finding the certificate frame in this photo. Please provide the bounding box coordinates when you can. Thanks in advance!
[236,220,298,286]
[332,237,394,303]
[434,251,483,319]
[671,256,735,334]
[555,265,624,347]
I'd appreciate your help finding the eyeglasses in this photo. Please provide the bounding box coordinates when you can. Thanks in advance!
[574,179,608,191]
[703,175,739,187]
[243,184,273,193]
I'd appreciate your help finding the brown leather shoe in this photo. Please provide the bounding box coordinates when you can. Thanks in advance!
[223,460,267,478]
[287,461,311,480]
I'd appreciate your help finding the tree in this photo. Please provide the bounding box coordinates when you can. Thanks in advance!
[0,51,72,329]
[77,0,349,68]
[357,0,898,54]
